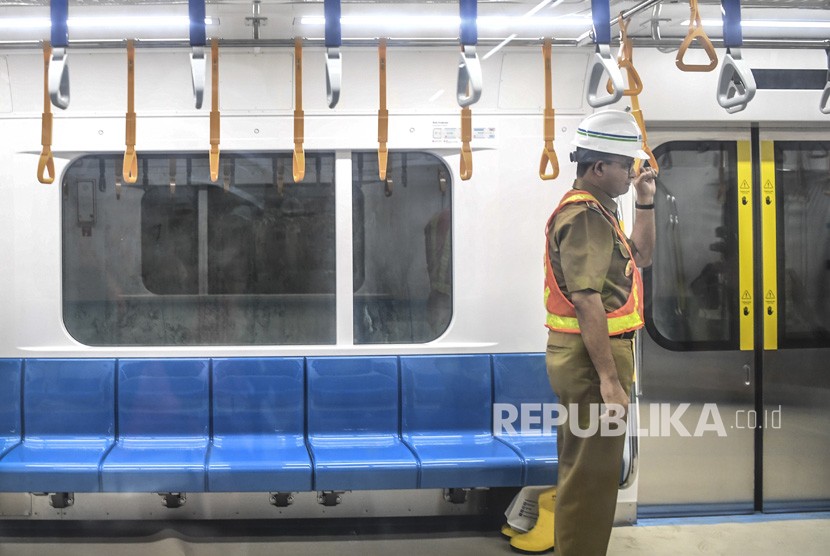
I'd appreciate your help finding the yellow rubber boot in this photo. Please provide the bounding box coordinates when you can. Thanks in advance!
[509,487,556,554]
[501,523,521,539]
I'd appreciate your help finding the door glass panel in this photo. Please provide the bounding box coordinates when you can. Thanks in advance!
[647,142,739,349]
[776,141,830,348]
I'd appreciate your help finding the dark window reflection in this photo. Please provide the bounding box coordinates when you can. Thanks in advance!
[647,142,739,348]
[142,187,199,295]
[776,142,830,347]
[63,153,335,346]
[352,152,452,344]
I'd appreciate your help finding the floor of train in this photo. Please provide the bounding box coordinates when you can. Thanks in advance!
[1,513,829,555]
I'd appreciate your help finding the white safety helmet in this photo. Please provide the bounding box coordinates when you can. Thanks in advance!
[570,110,649,161]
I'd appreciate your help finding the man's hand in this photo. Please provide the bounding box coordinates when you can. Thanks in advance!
[633,166,657,204]
[600,378,629,421]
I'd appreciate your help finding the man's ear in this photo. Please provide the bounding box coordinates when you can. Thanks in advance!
[591,160,605,177]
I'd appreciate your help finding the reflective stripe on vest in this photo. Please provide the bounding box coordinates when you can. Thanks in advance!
[544,189,645,335]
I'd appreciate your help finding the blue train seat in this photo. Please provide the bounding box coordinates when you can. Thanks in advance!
[208,358,312,492]
[493,354,559,486]
[401,355,523,488]
[0,359,115,493]
[307,357,418,491]
[101,359,209,492]
[0,360,22,460]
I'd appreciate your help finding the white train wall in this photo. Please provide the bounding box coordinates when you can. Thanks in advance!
[1,41,828,359]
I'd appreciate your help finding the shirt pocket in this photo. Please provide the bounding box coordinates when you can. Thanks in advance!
[616,239,631,260]
[611,239,634,283]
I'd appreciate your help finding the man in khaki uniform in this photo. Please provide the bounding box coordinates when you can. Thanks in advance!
[544,110,656,556]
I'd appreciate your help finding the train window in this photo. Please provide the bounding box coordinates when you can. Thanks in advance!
[62,153,336,346]
[775,142,830,348]
[352,152,452,344]
[646,142,739,350]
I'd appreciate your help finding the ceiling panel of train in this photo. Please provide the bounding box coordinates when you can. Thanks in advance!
[0,1,828,44]
[3,1,830,6]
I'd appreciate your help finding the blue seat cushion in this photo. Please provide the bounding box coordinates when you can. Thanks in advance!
[208,434,312,492]
[101,440,207,492]
[0,359,116,493]
[0,438,111,492]
[405,433,523,488]
[310,436,419,491]
[496,436,558,486]
[101,359,210,492]
[492,354,559,486]
[0,438,18,460]
[212,358,305,436]
[0,360,21,458]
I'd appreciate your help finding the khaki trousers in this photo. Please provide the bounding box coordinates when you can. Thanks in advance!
[546,330,634,556]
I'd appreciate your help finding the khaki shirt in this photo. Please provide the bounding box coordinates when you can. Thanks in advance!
[547,183,638,312]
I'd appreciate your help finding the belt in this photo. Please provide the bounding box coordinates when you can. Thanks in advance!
[611,331,636,340]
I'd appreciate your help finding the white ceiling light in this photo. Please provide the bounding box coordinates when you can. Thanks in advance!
[0,16,217,31]
[299,15,592,30]
[681,19,830,29]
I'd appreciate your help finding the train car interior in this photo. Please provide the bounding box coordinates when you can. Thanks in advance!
[0,1,828,554]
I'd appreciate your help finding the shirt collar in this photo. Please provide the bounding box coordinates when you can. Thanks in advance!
[573,181,618,215]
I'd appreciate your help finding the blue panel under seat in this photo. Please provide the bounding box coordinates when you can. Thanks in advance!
[0,359,115,493]
[401,355,523,488]
[208,358,312,492]
[0,360,22,459]
[493,354,558,486]
[307,357,418,491]
[101,359,209,492]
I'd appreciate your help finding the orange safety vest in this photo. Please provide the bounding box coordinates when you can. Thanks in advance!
[544,189,645,335]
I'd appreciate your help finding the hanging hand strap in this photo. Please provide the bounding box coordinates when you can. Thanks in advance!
[820,48,830,115]
[48,0,70,109]
[38,42,56,184]
[209,38,220,181]
[324,0,342,108]
[675,0,717,72]
[587,0,624,107]
[189,0,207,108]
[460,106,473,181]
[631,95,658,173]
[615,19,658,174]
[123,40,138,184]
[539,39,558,181]
[457,0,482,107]
[293,37,306,182]
[378,38,389,181]
[606,15,643,96]
[717,0,756,113]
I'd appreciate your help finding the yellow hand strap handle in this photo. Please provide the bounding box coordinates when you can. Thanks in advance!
[539,38,559,181]
[293,37,306,183]
[38,41,55,185]
[605,16,643,97]
[676,0,718,72]
[631,95,659,173]
[209,38,220,182]
[460,106,473,181]
[123,39,138,184]
[378,38,389,181]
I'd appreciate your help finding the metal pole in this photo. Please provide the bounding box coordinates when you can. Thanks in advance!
[0,37,828,51]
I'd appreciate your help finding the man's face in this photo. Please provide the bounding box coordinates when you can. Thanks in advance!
[594,156,635,198]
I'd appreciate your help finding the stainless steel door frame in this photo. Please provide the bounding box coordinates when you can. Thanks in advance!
[758,131,830,512]
[636,131,756,516]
